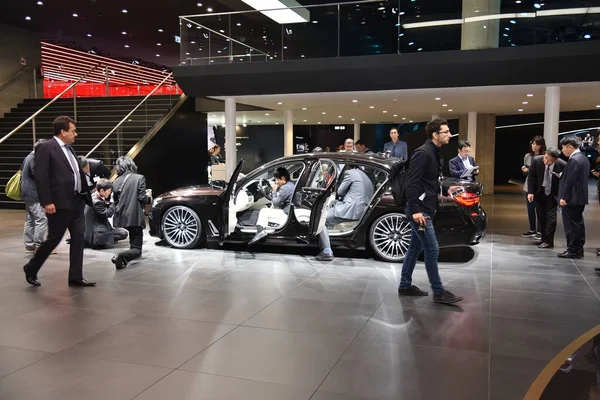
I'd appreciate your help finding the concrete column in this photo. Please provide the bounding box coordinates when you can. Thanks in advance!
[225,97,237,178]
[544,86,561,149]
[284,109,294,156]
[461,0,500,50]
[458,112,496,195]
[354,122,360,141]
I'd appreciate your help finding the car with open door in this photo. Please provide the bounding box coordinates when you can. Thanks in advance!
[148,153,487,263]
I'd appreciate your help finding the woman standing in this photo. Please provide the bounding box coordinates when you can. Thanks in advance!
[521,135,546,238]
[111,156,151,269]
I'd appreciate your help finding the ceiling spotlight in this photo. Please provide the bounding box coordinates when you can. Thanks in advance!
[185,52,190,55]
[435,97,441,100]
[237,22,241,26]
[72,13,78,17]
[408,42,414,46]
[190,41,196,44]
[448,109,453,112]
[369,106,375,109]
[277,102,283,105]
[312,20,318,24]
[318,122,321,124]
[516,0,521,2]
[265,113,270,116]
[124,45,130,48]
[158,28,163,32]
[518,108,524,112]
[382,111,388,113]
[393,114,398,117]
[156,54,160,57]
[303,120,307,122]
[87,33,92,37]
[351,118,356,121]
[156,43,162,46]
[258,120,262,123]
[352,100,358,103]
[534,3,541,9]
[338,116,342,118]
[37,0,43,4]
[584,34,592,39]
[122,9,128,13]
[243,123,247,127]
[510,20,516,24]
[221,30,226,33]
[522,101,528,104]
[417,48,423,51]
[25,16,31,20]
[302,107,307,110]
[121,31,127,35]
[197,2,203,6]
[402,117,406,120]
[527,94,534,97]
[207,7,213,12]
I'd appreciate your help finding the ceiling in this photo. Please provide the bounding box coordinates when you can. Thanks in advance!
[207,82,600,125]
[0,0,596,70]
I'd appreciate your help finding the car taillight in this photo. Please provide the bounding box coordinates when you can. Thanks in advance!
[455,192,480,207]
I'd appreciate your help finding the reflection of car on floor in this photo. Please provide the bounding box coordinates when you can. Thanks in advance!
[148,153,487,262]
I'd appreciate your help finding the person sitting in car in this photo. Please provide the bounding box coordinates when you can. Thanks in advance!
[249,167,295,244]
[316,165,373,261]
[84,179,128,249]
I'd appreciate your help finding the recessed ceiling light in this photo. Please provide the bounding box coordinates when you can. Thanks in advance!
[322,112,326,115]
[185,52,190,55]
[156,43,162,46]
[393,114,398,117]
[158,28,163,32]
[522,101,528,104]
[352,100,358,103]
[237,22,241,26]
[369,106,375,109]
[516,0,521,3]
[393,99,398,102]
[338,116,342,118]
[584,34,592,39]
[243,123,247,127]
[190,40,195,44]
[448,109,453,112]
[36,0,43,4]
[318,122,321,124]
[409,120,413,123]
[87,33,92,37]
[362,121,366,123]
[156,54,160,57]
[435,97,441,100]
[265,113,270,116]
[197,2,203,6]
[596,105,600,108]
[220,30,225,33]
[25,16,31,20]
[383,111,388,113]
[72,13,78,17]
[207,7,213,12]
[402,117,406,120]
[527,94,534,97]
[258,120,262,123]
[124,45,130,48]
[442,104,448,107]
[275,123,279,125]
[277,102,283,105]
[518,108,523,112]
[302,107,307,110]
[122,9,128,13]
[121,31,127,35]
[312,20,318,24]
[351,118,355,121]
[303,119,307,122]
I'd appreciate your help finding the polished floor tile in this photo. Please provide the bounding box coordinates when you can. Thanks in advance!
[0,346,51,379]
[134,370,314,400]
[0,354,170,400]
[180,326,352,389]
[197,270,307,297]
[286,276,389,305]
[489,354,547,400]
[60,315,236,368]
[491,270,597,297]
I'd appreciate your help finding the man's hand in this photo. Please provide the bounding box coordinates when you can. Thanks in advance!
[559,199,567,207]
[412,212,427,226]
[271,183,278,191]
[527,194,534,203]
[521,166,529,173]
[473,168,479,175]
[44,204,56,214]
[592,170,600,178]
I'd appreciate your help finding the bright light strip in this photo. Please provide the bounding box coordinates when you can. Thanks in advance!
[537,7,599,16]
[403,19,463,29]
[465,13,533,23]
[240,0,309,24]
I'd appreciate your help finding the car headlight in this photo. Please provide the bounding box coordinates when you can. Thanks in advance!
[152,197,163,208]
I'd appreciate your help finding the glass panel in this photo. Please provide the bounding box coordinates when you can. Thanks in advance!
[281,5,338,60]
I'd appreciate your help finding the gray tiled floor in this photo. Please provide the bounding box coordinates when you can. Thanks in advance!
[0,193,598,399]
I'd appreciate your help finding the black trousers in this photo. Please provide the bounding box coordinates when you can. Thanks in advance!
[562,204,586,254]
[27,196,85,281]
[535,192,558,245]
[117,226,143,263]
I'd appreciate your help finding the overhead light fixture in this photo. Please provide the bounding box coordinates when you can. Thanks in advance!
[72,13,78,17]
[87,33,92,37]
[265,113,270,116]
[338,115,342,118]
[402,117,406,120]
[318,122,321,124]
[362,121,366,123]
[122,31,127,35]
[237,22,241,26]
[122,9,128,13]
[277,102,283,105]
[206,7,213,12]
[522,101,528,104]
[351,118,355,121]
[240,0,310,24]
[156,54,160,57]
[383,111,388,113]
[442,104,448,107]
[158,28,163,32]
[243,123,247,127]
[37,0,43,4]
[448,109,453,112]
[303,119,307,122]
[352,99,358,103]
[124,45,130,48]
[258,120,262,123]
[185,52,190,55]
[157,43,162,46]
[584,34,592,39]
[527,93,534,97]
[393,114,398,117]
[534,3,541,9]
[197,2,203,6]
[313,20,318,24]
[25,16,31,20]
[369,106,375,109]
[518,108,524,112]
[435,97,441,100]
[302,107,307,110]
[510,20,516,24]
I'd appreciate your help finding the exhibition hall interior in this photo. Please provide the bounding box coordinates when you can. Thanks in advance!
[1,0,600,399]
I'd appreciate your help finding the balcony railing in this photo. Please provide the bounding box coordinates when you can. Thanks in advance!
[178,0,600,65]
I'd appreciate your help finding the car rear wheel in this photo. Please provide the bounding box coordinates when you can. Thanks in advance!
[161,206,203,249]
[369,213,412,262]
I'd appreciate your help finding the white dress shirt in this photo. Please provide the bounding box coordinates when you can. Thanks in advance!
[53,136,81,193]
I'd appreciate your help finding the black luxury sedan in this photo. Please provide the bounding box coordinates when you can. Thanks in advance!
[148,153,487,262]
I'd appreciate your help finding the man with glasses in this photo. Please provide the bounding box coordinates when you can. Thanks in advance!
[449,140,478,181]
[397,119,463,305]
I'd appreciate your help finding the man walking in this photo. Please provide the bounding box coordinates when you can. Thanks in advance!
[557,136,589,259]
[527,147,566,249]
[397,119,463,304]
[23,116,96,287]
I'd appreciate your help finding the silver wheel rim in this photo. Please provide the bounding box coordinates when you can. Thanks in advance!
[372,214,411,261]
[163,207,200,248]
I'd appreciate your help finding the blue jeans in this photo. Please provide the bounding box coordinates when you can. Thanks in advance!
[398,210,444,295]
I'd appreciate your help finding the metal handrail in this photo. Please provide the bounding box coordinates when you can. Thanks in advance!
[85,72,174,158]
[0,65,99,145]
[0,67,30,94]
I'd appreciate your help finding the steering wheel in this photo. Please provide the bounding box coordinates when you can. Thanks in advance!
[258,178,274,201]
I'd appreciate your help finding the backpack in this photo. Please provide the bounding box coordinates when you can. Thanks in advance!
[6,171,22,201]
[389,158,408,207]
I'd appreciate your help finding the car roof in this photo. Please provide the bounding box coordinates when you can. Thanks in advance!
[263,152,399,170]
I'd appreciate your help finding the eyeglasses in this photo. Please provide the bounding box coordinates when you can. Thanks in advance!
[437,129,451,135]
[460,149,471,154]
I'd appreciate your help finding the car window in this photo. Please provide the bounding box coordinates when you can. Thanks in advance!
[306,159,337,189]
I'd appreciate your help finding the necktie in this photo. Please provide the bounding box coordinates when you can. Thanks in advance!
[543,165,552,196]
[65,145,81,193]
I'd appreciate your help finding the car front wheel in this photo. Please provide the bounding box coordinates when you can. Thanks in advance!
[161,206,203,249]
[369,213,412,262]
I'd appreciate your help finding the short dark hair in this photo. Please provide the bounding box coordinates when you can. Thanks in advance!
[115,156,138,176]
[273,167,290,182]
[425,118,448,139]
[96,178,113,192]
[545,147,561,159]
[529,135,547,155]
[559,135,582,149]
[458,140,471,150]
[53,115,75,136]
[77,156,89,169]
[33,139,46,151]
[390,127,398,133]
[355,140,366,146]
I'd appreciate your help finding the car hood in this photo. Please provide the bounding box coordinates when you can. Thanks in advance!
[158,184,224,199]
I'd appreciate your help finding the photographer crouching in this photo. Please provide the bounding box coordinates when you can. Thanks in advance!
[84,179,128,249]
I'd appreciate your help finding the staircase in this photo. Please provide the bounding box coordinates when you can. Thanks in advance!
[0,95,178,205]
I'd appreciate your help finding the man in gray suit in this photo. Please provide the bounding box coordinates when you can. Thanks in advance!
[316,166,373,261]
[250,167,295,244]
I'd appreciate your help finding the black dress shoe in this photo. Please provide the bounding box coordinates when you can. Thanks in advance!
[534,239,543,245]
[557,252,582,259]
[111,255,127,270]
[23,265,40,287]
[538,243,554,249]
[433,290,464,305]
[68,279,96,287]
[398,285,429,296]
[596,248,600,256]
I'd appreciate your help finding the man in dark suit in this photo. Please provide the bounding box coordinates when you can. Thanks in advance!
[23,116,96,287]
[448,140,479,182]
[78,156,111,190]
[355,140,374,154]
[383,127,408,160]
[557,136,590,259]
[527,147,566,249]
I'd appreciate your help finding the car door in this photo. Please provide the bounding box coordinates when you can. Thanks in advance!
[305,159,338,239]
[349,163,390,243]
[218,160,245,242]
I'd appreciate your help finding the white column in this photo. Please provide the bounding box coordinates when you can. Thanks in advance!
[544,86,561,149]
[284,109,294,156]
[354,122,360,142]
[225,97,237,178]
[462,0,500,50]
[467,111,478,159]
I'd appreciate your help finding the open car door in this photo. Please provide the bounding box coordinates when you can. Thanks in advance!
[218,160,244,242]
[306,165,337,240]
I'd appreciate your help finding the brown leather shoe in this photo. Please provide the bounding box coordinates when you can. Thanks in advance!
[538,243,554,249]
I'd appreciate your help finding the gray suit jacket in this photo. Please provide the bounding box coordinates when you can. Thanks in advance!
[271,181,295,215]
[331,169,373,220]
[113,173,149,228]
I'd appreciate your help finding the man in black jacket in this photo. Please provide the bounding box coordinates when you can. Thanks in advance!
[557,136,590,259]
[527,147,566,249]
[23,116,96,287]
[397,119,463,305]
[84,179,128,249]
[78,156,111,191]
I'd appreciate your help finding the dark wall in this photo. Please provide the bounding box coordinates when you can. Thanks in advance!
[134,98,208,196]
